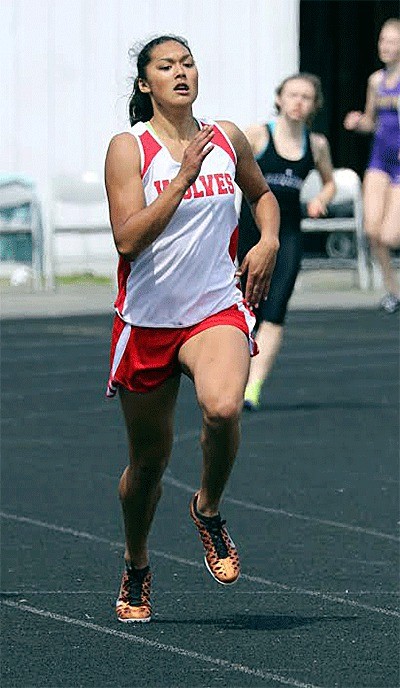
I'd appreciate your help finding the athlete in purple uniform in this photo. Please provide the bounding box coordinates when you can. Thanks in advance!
[344,18,400,313]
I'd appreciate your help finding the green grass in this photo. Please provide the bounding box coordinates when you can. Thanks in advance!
[56,274,113,286]
[0,273,114,291]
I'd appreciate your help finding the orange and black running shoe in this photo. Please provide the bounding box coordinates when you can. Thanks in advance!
[190,492,240,585]
[116,563,152,623]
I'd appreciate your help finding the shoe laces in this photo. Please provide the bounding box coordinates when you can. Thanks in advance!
[202,514,229,559]
[125,567,149,606]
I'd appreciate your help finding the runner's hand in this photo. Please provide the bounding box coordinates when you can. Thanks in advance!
[176,125,214,188]
[343,111,363,131]
[307,197,327,218]
[236,239,278,308]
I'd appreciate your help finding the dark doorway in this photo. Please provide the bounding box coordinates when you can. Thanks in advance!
[300,0,399,178]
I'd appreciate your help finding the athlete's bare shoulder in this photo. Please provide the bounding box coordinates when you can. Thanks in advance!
[215,119,241,139]
[244,123,266,139]
[368,69,383,90]
[243,123,268,155]
[217,121,268,157]
[105,132,141,180]
[216,119,265,143]
[107,132,140,157]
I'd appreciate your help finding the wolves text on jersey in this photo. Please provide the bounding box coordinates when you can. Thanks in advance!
[154,172,235,199]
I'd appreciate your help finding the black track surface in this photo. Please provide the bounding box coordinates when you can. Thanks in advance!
[1,309,399,688]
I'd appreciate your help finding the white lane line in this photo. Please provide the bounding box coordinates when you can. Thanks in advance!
[163,473,399,543]
[241,574,400,618]
[0,512,122,547]
[1,599,322,688]
[1,511,399,618]
[1,423,398,544]
[1,589,399,596]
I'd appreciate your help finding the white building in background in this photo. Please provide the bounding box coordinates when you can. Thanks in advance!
[1,0,299,279]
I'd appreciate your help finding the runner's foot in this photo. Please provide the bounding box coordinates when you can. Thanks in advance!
[190,492,240,585]
[116,563,152,622]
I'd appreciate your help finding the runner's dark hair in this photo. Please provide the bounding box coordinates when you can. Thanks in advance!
[128,35,192,125]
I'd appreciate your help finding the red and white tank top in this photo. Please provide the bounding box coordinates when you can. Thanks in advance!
[114,118,244,327]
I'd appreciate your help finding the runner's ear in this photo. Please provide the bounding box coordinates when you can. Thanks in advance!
[138,78,151,94]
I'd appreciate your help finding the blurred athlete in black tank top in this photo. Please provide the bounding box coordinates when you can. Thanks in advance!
[237,73,335,410]
[239,122,314,325]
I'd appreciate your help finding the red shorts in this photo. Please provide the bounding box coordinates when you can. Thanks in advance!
[106,302,257,396]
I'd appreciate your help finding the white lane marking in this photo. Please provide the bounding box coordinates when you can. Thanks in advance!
[1,589,399,596]
[241,574,400,618]
[163,473,399,543]
[0,512,122,547]
[1,599,322,688]
[1,423,398,545]
[1,511,399,618]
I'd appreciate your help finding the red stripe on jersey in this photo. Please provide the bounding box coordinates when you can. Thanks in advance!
[229,225,238,262]
[114,256,132,312]
[210,125,236,165]
[140,130,162,178]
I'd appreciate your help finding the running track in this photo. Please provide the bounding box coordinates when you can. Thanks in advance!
[1,309,399,687]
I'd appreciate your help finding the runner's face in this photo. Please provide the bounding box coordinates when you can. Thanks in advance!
[378,26,400,65]
[139,41,198,108]
[277,79,316,123]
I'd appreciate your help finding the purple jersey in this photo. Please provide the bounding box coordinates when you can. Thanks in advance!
[368,70,400,184]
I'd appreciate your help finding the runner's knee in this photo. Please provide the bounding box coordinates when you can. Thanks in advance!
[380,225,400,250]
[119,460,167,500]
[202,394,242,426]
[364,221,382,243]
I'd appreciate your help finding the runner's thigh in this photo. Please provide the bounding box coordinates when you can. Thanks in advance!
[178,325,250,414]
[363,170,390,237]
[381,185,400,247]
[119,376,181,462]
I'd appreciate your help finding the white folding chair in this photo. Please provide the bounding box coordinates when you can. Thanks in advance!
[0,179,44,291]
[300,168,369,290]
[48,172,117,287]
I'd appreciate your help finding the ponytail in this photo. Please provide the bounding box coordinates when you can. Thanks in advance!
[128,77,153,125]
